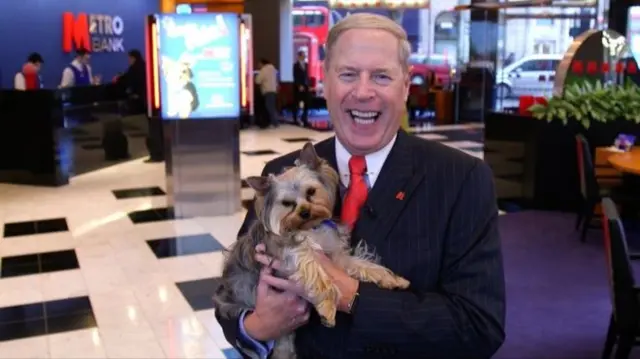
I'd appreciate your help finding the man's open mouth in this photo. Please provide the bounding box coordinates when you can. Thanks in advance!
[348,110,381,125]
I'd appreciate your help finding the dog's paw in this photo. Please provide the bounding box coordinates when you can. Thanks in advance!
[394,276,411,289]
[378,275,411,290]
[316,300,337,327]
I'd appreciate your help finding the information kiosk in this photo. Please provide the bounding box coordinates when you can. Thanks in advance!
[145,12,244,217]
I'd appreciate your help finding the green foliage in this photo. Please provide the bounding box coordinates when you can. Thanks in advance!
[528,81,640,128]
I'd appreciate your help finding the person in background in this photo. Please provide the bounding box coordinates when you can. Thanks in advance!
[293,50,310,127]
[117,50,147,111]
[255,58,279,128]
[14,52,44,90]
[117,49,163,163]
[60,48,99,88]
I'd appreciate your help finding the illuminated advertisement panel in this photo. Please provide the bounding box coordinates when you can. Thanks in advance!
[156,13,240,120]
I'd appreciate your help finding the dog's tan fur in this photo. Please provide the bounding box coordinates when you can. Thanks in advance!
[213,143,410,359]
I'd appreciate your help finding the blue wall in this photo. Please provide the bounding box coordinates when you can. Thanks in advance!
[0,0,159,88]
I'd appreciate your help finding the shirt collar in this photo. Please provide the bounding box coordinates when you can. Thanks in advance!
[334,134,397,188]
[72,59,83,68]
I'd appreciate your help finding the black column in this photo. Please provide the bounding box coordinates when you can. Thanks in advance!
[457,2,499,123]
[608,0,628,35]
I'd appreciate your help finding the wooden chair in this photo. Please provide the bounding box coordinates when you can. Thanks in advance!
[601,197,640,359]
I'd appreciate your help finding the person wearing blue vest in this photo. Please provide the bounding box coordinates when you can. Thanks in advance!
[59,48,95,88]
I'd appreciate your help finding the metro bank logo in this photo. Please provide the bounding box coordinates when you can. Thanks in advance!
[62,12,125,53]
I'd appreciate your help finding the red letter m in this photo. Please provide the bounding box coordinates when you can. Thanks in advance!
[62,12,90,53]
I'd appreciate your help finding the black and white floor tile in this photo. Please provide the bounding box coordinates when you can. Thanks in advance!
[0,123,498,358]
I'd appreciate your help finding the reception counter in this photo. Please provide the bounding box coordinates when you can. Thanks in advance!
[0,85,150,186]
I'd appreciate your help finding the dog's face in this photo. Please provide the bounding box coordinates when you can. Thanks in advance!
[246,143,339,236]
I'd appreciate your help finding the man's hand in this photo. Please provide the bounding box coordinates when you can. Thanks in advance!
[312,251,359,312]
[244,266,310,342]
[255,244,359,313]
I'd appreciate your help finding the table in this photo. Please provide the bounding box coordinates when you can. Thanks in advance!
[608,147,640,175]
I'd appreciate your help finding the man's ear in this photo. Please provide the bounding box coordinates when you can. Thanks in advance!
[297,142,321,170]
[245,176,271,196]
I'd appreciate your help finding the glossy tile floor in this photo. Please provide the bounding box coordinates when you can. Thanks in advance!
[0,124,486,358]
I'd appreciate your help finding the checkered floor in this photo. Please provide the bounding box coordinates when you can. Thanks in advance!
[0,123,487,358]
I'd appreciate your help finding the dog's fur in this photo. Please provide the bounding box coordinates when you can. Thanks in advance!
[213,142,410,359]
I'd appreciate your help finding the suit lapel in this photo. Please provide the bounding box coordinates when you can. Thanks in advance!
[356,130,425,247]
[312,137,342,216]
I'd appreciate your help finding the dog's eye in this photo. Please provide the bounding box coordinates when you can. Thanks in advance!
[306,188,316,197]
[281,200,295,207]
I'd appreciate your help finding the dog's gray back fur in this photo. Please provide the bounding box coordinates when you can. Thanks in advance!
[213,214,301,319]
[213,220,266,318]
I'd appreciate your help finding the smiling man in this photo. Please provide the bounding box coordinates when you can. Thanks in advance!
[215,13,506,359]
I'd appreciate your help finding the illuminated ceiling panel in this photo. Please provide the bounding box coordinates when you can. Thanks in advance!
[328,0,429,9]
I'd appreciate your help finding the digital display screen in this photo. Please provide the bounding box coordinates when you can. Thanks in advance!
[156,13,240,120]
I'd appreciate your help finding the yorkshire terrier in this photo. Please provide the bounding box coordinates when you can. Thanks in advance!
[213,142,410,359]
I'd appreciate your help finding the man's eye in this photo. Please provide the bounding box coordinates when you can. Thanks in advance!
[281,200,295,207]
[374,74,392,83]
[339,73,356,80]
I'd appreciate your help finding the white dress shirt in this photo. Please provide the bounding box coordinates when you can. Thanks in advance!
[334,134,397,188]
[14,73,25,90]
[59,59,94,88]
[255,63,278,94]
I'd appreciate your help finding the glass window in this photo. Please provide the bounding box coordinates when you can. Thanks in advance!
[306,14,326,27]
[426,57,448,66]
[535,18,554,26]
[293,14,303,26]
[517,60,539,72]
[628,6,640,59]
[409,54,427,64]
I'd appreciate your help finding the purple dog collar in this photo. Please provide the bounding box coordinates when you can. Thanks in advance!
[319,219,338,230]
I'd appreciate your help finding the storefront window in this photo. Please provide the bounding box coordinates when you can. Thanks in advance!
[447,1,608,113]
[434,11,459,62]
[288,0,612,120]
[497,5,600,110]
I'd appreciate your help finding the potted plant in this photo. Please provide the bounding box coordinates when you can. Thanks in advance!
[528,81,640,147]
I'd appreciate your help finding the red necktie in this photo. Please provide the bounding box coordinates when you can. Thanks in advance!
[341,156,368,229]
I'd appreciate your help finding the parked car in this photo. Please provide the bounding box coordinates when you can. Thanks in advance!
[495,53,563,98]
[409,53,452,86]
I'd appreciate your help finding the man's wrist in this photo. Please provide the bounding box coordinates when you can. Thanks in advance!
[338,278,360,313]
[243,312,269,342]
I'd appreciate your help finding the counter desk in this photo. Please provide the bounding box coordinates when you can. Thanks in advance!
[0,85,150,186]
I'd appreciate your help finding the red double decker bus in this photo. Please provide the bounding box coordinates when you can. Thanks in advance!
[292,6,336,93]
[292,6,332,46]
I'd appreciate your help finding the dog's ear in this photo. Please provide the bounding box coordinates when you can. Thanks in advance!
[245,176,271,195]
[298,142,321,170]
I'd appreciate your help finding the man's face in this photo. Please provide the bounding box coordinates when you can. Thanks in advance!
[323,28,409,155]
[128,55,135,66]
[298,53,306,62]
[34,62,42,71]
[80,54,90,64]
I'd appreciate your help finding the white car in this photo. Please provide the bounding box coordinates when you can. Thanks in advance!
[496,54,563,98]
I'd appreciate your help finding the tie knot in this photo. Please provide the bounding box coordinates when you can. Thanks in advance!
[348,156,366,175]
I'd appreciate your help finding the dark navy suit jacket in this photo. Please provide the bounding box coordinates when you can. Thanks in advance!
[216,130,506,359]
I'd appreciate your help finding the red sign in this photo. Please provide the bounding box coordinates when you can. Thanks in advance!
[62,12,125,53]
[62,12,90,53]
[570,60,638,75]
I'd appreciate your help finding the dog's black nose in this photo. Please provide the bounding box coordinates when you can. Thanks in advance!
[298,209,311,219]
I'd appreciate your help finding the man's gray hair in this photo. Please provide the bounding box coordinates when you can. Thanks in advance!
[323,13,411,73]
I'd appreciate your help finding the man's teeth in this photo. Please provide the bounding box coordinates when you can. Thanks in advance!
[349,110,380,125]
